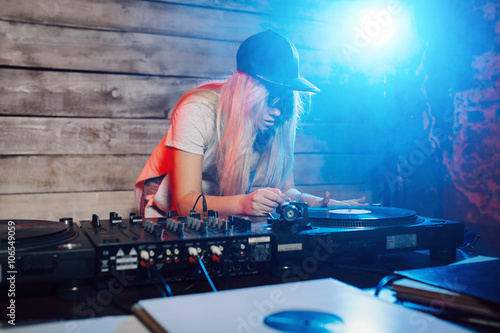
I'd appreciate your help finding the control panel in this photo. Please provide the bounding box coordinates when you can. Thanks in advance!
[79,213,273,288]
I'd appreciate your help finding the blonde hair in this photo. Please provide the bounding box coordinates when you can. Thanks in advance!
[169,72,309,196]
[215,72,308,195]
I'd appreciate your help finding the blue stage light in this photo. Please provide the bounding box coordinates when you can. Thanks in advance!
[316,1,419,75]
[360,8,397,45]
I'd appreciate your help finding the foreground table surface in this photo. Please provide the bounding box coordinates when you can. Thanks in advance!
[134,278,472,333]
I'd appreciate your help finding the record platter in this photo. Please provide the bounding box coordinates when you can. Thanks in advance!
[307,206,422,228]
[0,219,95,291]
[0,219,78,252]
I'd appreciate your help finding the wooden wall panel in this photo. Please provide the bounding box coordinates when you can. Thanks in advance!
[0,20,237,77]
[294,154,383,185]
[0,0,328,49]
[0,0,267,40]
[0,155,149,194]
[0,117,380,156]
[152,0,304,15]
[0,191,136,222]
[0,117,167,155]
[296,123,383,154]
[1,153,380,195]
[0,69,200,118]
[0,0,385,220]
[0,186,380,223]
[0,20,328,80]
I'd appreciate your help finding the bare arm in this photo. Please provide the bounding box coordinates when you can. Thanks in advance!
[281,175,367,207]
[172,148,285,217]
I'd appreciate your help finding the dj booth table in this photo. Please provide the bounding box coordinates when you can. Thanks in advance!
[2,205,485,331]
[0,250,460,324]
[3,254,492,333]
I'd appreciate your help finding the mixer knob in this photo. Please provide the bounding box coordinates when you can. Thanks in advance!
[92,214,101,228]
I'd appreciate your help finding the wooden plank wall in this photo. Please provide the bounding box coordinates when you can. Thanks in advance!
[0,0,384,221]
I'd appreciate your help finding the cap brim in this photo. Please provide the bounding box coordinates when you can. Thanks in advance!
[256,75,320,93]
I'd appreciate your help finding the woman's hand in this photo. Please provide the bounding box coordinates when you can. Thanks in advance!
[241,188,286,216]
[308,192,368,207]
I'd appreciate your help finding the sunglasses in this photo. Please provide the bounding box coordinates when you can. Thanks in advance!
[266,88,294,116]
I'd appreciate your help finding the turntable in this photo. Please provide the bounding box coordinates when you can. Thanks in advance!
[308,206,422,227]
[0,218,95,296]
[272,205,465,268]
[1,219,79,251]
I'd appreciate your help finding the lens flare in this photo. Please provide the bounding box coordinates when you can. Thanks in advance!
[360,9,396,45]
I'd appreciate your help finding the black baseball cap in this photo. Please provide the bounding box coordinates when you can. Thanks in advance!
[236,30,320,93]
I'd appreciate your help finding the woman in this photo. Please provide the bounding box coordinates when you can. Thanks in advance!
[135,30,365,218]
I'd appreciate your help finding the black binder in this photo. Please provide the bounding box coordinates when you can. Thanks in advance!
[394,259,500,305]
[392,259,500,324]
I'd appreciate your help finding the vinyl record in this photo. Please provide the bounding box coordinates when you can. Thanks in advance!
[264,310,344,333]
[308,206,422,228]
[0,219,77,252]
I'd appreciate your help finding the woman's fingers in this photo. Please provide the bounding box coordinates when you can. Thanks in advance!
[320,191,331,207]
[326,196,368,207]
[251,188,285,215]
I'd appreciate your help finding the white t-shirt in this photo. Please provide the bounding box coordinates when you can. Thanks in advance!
[165,92,220,195]
[165,90,262,196]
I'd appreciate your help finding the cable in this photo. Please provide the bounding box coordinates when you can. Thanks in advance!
[141,249,173,297]
[374,274,401,296]
[223,257,232,290]
[192,193,205,210]
[192,194,208,222]
[197,257,218,293]
[188,246,217,292]
[147,268,167,298]
[202,195,208,222]
[151,265,174,297]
